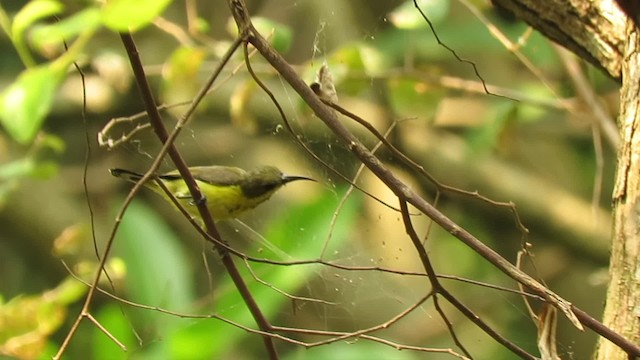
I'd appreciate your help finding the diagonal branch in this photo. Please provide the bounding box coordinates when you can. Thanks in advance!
[399,200,533,359]
[118,32,279,360]
[226,0,640,356]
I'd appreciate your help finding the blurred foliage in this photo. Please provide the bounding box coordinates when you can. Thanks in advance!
[0,0,619,359]
[0,278,85,359]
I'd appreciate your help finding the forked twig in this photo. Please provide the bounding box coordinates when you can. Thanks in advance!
[399,200,533,359]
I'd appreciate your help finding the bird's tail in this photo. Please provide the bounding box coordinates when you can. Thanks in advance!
[109,168,145,183]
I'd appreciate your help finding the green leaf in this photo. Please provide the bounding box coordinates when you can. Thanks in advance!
[252,17,293,53]
[0,158,58,180]
[359,43,393,76]
[0,158,37,180]
[12,0,63,37]
[193,17,209,34]
[29,7,101,51]
[38,133,66,153]
[0,133,64,180]
[28,160,59,179]
[0,64,66,144]
[102,0,173,32]
[114,199,195,323]
[11,0,64,67]
[92,304,134,360]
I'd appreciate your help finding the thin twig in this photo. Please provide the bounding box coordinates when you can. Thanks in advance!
[241,42,407,215]
[119,31,279,359]
[322,99,530,239]
[399,200,533,358]
[243,258,337,305]
[66,260,470,358]
[235,4,607,343]
[412,0,510,100]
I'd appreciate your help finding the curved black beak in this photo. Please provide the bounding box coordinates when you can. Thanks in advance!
[282,175,316,184]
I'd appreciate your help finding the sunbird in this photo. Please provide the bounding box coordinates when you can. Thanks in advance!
[110,165,314,220]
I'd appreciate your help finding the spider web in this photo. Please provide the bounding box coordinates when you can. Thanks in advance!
[97,1,613,359]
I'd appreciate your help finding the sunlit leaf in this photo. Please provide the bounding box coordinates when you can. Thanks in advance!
[0,278,85,359]
[359,43,393,76]
[0,159,36,180]
[193,17,209,34]
[163,46,206,83]
[102,0,173,32]
[0,158,57,180]
[29,7,101,52]
[0,65,66,144]
[11,0,64,66]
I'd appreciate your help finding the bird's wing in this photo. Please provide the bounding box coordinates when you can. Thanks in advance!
[160,166,246,186]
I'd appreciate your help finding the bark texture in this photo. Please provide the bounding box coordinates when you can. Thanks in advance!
[491,0,625,79]
[597,20,640,360]
[491,1,639,359]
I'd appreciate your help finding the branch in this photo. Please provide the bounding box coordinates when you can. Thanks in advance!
[118,32,279,360]
[491,0,626,79]
[227,0,640,356]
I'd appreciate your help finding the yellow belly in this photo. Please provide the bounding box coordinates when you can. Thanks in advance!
[157,180,275,220]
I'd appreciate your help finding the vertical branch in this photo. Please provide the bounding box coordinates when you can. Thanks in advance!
[596,19,640,360]
[118,33,279,360]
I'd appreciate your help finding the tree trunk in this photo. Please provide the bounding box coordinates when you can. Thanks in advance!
[597,19,640,360]
[491,1,639,358]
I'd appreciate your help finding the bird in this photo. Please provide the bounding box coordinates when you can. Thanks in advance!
[110,165,314,220]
